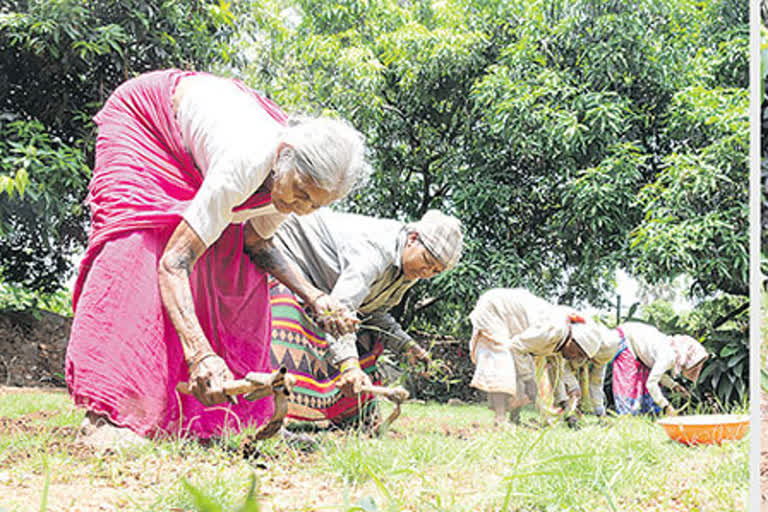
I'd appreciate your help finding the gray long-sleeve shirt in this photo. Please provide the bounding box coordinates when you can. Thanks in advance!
[273,208,419,364]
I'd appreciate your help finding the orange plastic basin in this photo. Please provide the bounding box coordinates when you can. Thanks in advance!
[657,414,749,446]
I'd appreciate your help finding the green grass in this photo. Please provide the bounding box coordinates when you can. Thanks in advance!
[0,390,748,512]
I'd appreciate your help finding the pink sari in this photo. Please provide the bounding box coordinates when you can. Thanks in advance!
[66,69,288,439]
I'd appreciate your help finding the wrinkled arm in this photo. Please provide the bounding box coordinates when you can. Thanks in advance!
[325,332,360,366]
[589,363,607,413]
[325,251,392,370]
[158,219,212,365]
[646,358,673,409]
[552,357,570,406]
[243,223,324,305]
[659,373,677,390]
[158,219,233,405]
[244,224,357,340]
[244,226,362,369]
[561,363,580,397]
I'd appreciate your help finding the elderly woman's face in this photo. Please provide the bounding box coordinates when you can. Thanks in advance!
[682,358,706,382]
[560,337,587,362]
[401,232,446,280]
[271,167,335,215]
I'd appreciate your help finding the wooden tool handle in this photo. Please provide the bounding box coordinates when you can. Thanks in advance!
[360,384,409,403]
[176,367,292,397]
[176,377,264,396]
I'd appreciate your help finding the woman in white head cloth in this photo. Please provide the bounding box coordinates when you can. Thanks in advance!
[610,322,708,415]
[468,288,575,426]
[560,321,708,416]
[268,208,463,426]
[556,320,620,422]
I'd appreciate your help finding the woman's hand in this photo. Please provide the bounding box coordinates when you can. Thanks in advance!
[564,414,581,430]
[336,360,372,396]
[187,353,235,406]
[405,344,431,366]
[310,293,359,336]
[672,383,691,399]
[664,404,678,417]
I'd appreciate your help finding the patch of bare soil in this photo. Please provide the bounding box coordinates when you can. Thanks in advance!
[0,409,63,433]
[0,410,91,466]
[439,421,485,439]
[0,308,71,388]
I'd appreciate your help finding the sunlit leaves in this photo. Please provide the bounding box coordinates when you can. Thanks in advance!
[630,82,748,296]
[239,0,748,331]
[0,0,237,295]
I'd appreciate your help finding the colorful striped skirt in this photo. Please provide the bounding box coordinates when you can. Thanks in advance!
[269,282,384,426]
[611,344,662,415]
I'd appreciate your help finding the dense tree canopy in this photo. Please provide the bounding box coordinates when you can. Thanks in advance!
[762,2,768,260]
[0,0,749,405]
[239,0,747,331]
[0,0,238,292]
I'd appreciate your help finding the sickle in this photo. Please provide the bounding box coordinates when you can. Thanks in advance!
[359,384,409,435]
[176,366,296,441]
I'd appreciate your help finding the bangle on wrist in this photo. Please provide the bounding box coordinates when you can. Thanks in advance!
[339,358,361,374]
[308,290,324,304]
[188,351,217,371]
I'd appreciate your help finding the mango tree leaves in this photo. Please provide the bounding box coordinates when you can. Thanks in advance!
[0,0,238,294]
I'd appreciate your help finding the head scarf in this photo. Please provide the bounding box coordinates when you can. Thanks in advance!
[569,320,603,359]
[669,334,708,377]
[408,210,463,270]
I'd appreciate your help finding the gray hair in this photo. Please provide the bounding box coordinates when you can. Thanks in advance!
[276,117,370,198]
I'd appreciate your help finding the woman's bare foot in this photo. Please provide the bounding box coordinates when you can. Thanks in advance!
[77,411,148,451]
[493,415,518,429]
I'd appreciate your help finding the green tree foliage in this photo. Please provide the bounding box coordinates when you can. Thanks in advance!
[242,0,747,323]
[0,0,238,295]
[762,3,768,261]
[240,0,747,406]
[1,1,748,407]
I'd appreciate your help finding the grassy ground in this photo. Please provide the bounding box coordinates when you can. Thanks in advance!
[0,388,748,512]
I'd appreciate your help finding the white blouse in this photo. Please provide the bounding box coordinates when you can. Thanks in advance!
[468,288,572,356]
[620,322,678,408]
[174,74,287,247]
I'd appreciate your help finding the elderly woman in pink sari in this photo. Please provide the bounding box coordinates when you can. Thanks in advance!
[608,322,708,415]
[65,69,369,444]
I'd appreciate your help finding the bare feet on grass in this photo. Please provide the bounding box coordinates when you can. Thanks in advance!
[77,411,149,452]
[493,415,518,429]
